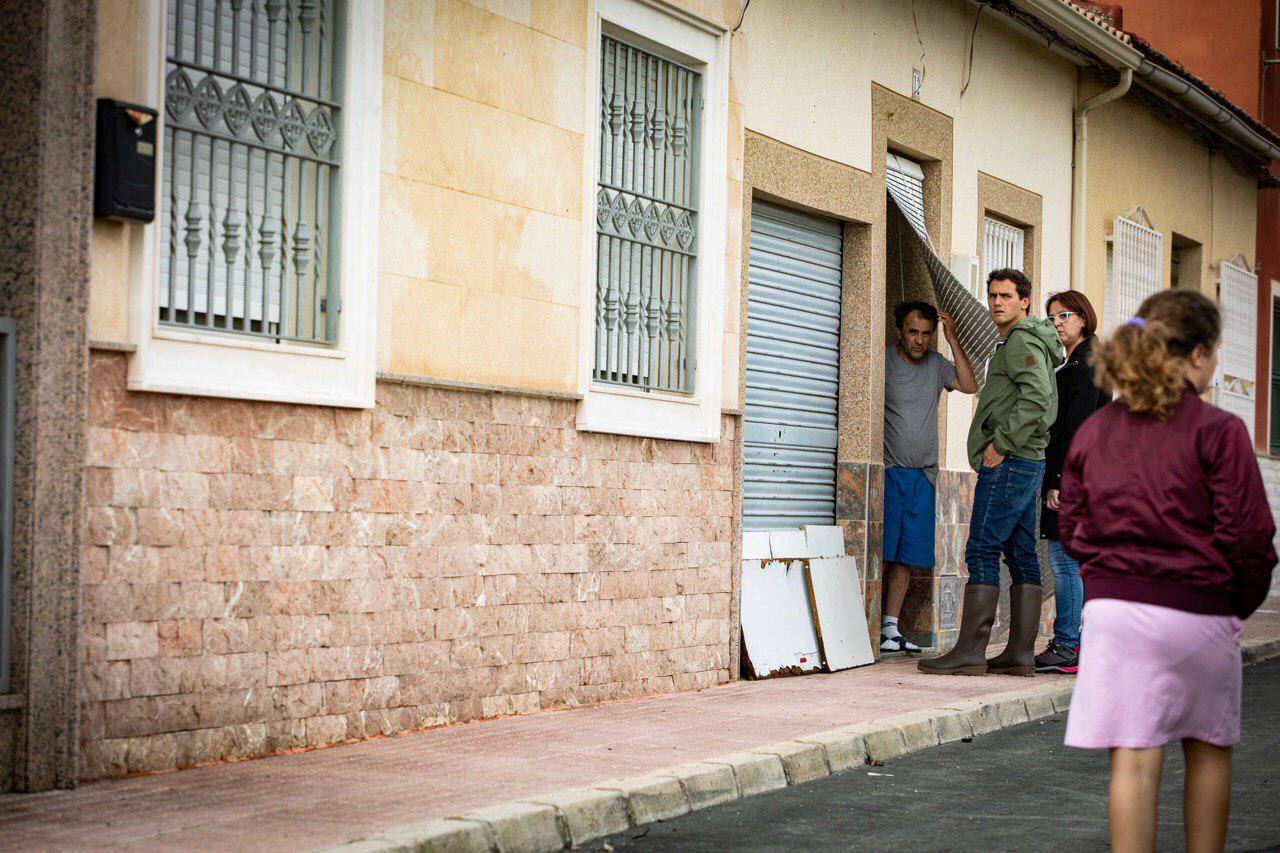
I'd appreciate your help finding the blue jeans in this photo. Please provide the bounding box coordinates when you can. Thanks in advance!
[1047,538,1083,647]
[964,456,1045,587]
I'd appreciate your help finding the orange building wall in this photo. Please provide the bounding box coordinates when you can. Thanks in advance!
[1119,0,1263,120]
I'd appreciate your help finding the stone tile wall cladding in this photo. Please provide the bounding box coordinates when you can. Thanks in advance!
[1259,455,1280,597]
[930,469,1054,651]
[80,352,736,780]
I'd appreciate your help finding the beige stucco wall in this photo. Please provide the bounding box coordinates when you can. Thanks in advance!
[1082,77,1259,314]
[90,0,142,346]
[87,0,747,406]
[88,0,1078,421]
[734,0,1076,471]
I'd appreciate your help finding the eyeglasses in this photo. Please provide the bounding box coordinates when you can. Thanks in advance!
[1049,311,1079,324]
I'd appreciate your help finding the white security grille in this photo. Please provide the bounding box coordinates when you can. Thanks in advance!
[1104,213,1163,334]
[1218,258,1258,440]
[593,34,701,393]
[982,216,1025,298]
[160,0,341,344]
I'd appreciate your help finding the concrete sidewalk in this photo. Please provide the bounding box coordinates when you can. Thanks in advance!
[4,605,1279,852]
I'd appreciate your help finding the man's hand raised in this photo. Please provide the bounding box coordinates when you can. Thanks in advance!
[938,310,959,343]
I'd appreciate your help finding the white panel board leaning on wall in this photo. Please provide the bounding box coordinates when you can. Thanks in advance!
[741,526,874,678]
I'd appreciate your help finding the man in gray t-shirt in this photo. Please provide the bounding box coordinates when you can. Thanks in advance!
[880,301,977,653]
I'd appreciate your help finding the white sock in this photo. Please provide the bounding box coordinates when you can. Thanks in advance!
[881,616,902,638]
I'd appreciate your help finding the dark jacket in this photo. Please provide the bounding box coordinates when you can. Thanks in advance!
[1059,386,1277,619]
[1040,335,1110,540]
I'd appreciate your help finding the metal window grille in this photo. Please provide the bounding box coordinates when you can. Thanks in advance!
[1104,213,1163,334]
[0,319,13,695]
[1218,258,1258,440]
[160,0,341,345]
[982,216,1025,296]
[593,35,701,393]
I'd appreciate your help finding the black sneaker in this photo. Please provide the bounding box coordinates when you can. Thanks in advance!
[1034,641,1078,674]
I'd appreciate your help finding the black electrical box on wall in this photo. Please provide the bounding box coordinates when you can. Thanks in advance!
[94,99,157,222]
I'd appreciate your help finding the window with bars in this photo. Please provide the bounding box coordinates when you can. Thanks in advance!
[1104,212,1163,334]
[982,216,1025,296]
[1217,258,1258,441]
[161,0,341,345]
[593,34,701,394]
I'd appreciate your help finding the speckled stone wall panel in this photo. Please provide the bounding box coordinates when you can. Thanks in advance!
[899,566,934,647]
[79,352,737,780]
[0,0,95,792]
[835,462,867,524]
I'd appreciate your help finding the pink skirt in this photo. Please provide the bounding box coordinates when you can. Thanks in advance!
[1064,598,1242,750]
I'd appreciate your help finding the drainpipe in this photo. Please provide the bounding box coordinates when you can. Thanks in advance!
[1071,68,1132,293]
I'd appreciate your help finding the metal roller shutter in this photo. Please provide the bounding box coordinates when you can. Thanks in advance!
[885,153,927,238]
[743,200,843,530]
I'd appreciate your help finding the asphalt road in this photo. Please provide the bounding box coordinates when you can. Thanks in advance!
[596,659,1280,852]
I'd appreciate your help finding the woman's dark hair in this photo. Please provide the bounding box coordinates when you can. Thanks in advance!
[986,268,1033,300]
[1094,289,1221,421]
[893,300,938,329]
[1044,290,1098,338]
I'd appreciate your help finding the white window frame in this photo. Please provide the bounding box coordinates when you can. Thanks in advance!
[575,0,728,443]
[125,0,383,408]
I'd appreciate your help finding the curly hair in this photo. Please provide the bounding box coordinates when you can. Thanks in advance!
[1093,289,1221,421]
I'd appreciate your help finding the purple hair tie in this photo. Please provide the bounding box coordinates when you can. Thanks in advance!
[1125,317,1146,328]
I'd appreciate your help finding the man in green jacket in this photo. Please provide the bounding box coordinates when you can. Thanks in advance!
[920,268,1064,677]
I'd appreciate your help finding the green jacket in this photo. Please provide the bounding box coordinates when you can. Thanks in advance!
[967,316,1065,471]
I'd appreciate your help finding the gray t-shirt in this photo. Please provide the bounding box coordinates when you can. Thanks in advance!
[883,345,957,481]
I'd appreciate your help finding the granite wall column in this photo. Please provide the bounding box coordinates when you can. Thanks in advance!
[0,0,96,791]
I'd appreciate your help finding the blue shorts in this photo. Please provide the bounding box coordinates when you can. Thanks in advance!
[883,466,937,568]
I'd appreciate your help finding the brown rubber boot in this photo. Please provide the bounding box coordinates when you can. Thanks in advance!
[986,583,1041,676]
[918,584,999,676]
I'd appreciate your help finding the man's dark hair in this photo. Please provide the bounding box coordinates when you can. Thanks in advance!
[986,268,1033,301]
[893,300,938,330]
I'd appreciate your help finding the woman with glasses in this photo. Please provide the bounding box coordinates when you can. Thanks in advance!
[1037,290,1109,675]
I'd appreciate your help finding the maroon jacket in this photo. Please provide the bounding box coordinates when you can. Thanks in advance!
[1059,385,1277,619]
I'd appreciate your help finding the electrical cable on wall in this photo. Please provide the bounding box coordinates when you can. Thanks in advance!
[960,6,984,98]
[733,0,751,33]
[911,0,927,93]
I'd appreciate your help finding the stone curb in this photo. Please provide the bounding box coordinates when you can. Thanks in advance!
[319,637,1280,853]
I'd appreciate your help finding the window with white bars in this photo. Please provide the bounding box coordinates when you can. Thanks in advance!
[982,216,1025,298]
[1104,214,1163,334]
[161,0,340,345]
[1217,258,1258,440]
[593,34,701,394]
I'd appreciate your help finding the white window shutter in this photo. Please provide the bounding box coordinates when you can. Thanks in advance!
[1104,211,1163,334]
[1218,257,1258,440]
